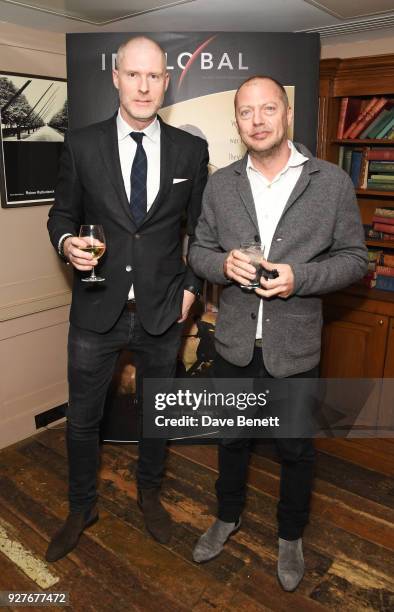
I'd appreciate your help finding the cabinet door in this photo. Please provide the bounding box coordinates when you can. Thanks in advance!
[380,318,394,432]
[321,306,388,378]
[383,318,394,377]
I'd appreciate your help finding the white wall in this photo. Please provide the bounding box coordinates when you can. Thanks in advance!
[0,21,70,448]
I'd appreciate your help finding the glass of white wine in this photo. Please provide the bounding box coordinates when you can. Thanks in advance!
[79,224,106,283]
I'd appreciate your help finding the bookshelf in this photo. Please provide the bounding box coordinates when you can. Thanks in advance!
[320,54,394,293]
[317,55,394,462]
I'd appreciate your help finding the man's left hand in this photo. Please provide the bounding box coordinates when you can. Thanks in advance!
[255,261,295,299]
[177,289,196,322]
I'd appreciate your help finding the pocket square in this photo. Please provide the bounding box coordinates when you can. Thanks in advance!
[173,178,189,183]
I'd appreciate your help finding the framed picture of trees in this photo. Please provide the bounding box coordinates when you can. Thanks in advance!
[0,72,67,207]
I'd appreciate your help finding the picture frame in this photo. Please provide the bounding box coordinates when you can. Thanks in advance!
[0,71,67,208]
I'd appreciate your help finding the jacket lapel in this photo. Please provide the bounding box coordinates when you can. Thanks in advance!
[281,155,320,217]
[236,156,259,231]
[97,115,136,226]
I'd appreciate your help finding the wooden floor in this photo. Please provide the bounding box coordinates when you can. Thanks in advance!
[0,430,393,611]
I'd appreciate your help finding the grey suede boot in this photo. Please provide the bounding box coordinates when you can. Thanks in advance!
[193,518,241,563]
[277,537,304,592]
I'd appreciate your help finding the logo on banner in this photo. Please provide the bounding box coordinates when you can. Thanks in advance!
[101,34,249,89]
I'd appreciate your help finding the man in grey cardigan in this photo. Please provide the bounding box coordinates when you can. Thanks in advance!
[189,76,367,591]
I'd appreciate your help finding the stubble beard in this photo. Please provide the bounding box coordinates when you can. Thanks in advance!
[251,130,288,161]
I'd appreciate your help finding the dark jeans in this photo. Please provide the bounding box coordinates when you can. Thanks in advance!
[213,348,319,541]
[66,305,183,512]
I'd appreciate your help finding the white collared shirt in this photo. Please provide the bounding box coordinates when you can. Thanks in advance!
[117,110,161,299]
[117,109,161,207]
[246,141,309,340]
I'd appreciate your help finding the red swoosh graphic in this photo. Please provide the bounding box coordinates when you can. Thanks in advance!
[177,35,217,90]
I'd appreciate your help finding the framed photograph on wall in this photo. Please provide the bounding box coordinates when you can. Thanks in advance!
[0,72,67,208]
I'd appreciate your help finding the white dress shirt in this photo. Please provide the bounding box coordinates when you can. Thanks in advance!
[246,141,309,340]
[116,110,161,299]
[117,109,161,206]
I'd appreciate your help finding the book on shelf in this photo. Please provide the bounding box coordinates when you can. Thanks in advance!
[343,97,377,138]
[372,215,394,225]
[339,146,368,187]
[366,148,394,161]
[349,149,363,187]
[370,174,394,182]
[360,278,377,288]
[373,223,394,235]
[362,107,394,139]
[367,249,383,262]
[374,207,394,218]
[338,97,363,139]
[380,253,394,267]
[364,225,394,242]
[376,265,394,277]
[367,181,394,191]
[375,275,394,291]
[375,114,394,139]
[357,270,377,288]
[336,97,348,139]
[358,109,391,139]
[337,96,394,140]
[369,161,394,173]
[337,96,394,139]
[342,147,353,174]
[359,149,369,189]
[339,147,394,190]
[346,97,388,139]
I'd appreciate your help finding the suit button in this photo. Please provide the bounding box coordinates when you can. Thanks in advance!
[126,265,132,272]
[251,313,256,320]
[254,235,260,242]
[265,318,270,322]
[135,233,140,239]
[276,237,282,242]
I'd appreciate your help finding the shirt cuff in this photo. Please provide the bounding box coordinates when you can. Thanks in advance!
[57,233,73,257]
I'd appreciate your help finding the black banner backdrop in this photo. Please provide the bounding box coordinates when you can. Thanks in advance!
[66,31,320,441]
[66,32,320,151]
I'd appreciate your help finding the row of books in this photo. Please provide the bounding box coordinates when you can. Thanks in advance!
[337,96,394,140]
[339,147,394,191]
[361,248,394,291]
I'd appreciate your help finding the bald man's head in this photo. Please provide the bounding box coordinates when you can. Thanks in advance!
[115,36,167,72]
[112,35,169,131]
[235,76,289,110]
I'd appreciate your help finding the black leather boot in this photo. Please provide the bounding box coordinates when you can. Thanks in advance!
[45,505,99,562]
[137,488,172,544]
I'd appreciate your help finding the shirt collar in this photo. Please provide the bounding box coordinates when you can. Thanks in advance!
[116,109,160,143]
[247,140,308,180]
[287,140,309,168]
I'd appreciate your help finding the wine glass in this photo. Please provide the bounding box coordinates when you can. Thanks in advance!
[239,241,265,290]
[79,225,106,283]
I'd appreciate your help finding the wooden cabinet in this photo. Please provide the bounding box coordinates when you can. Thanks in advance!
[321,306,388,378]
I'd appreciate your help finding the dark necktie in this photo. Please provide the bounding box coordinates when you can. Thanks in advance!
[130,132,147,225]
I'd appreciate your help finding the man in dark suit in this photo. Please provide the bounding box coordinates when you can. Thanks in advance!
[46,36,208,561]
